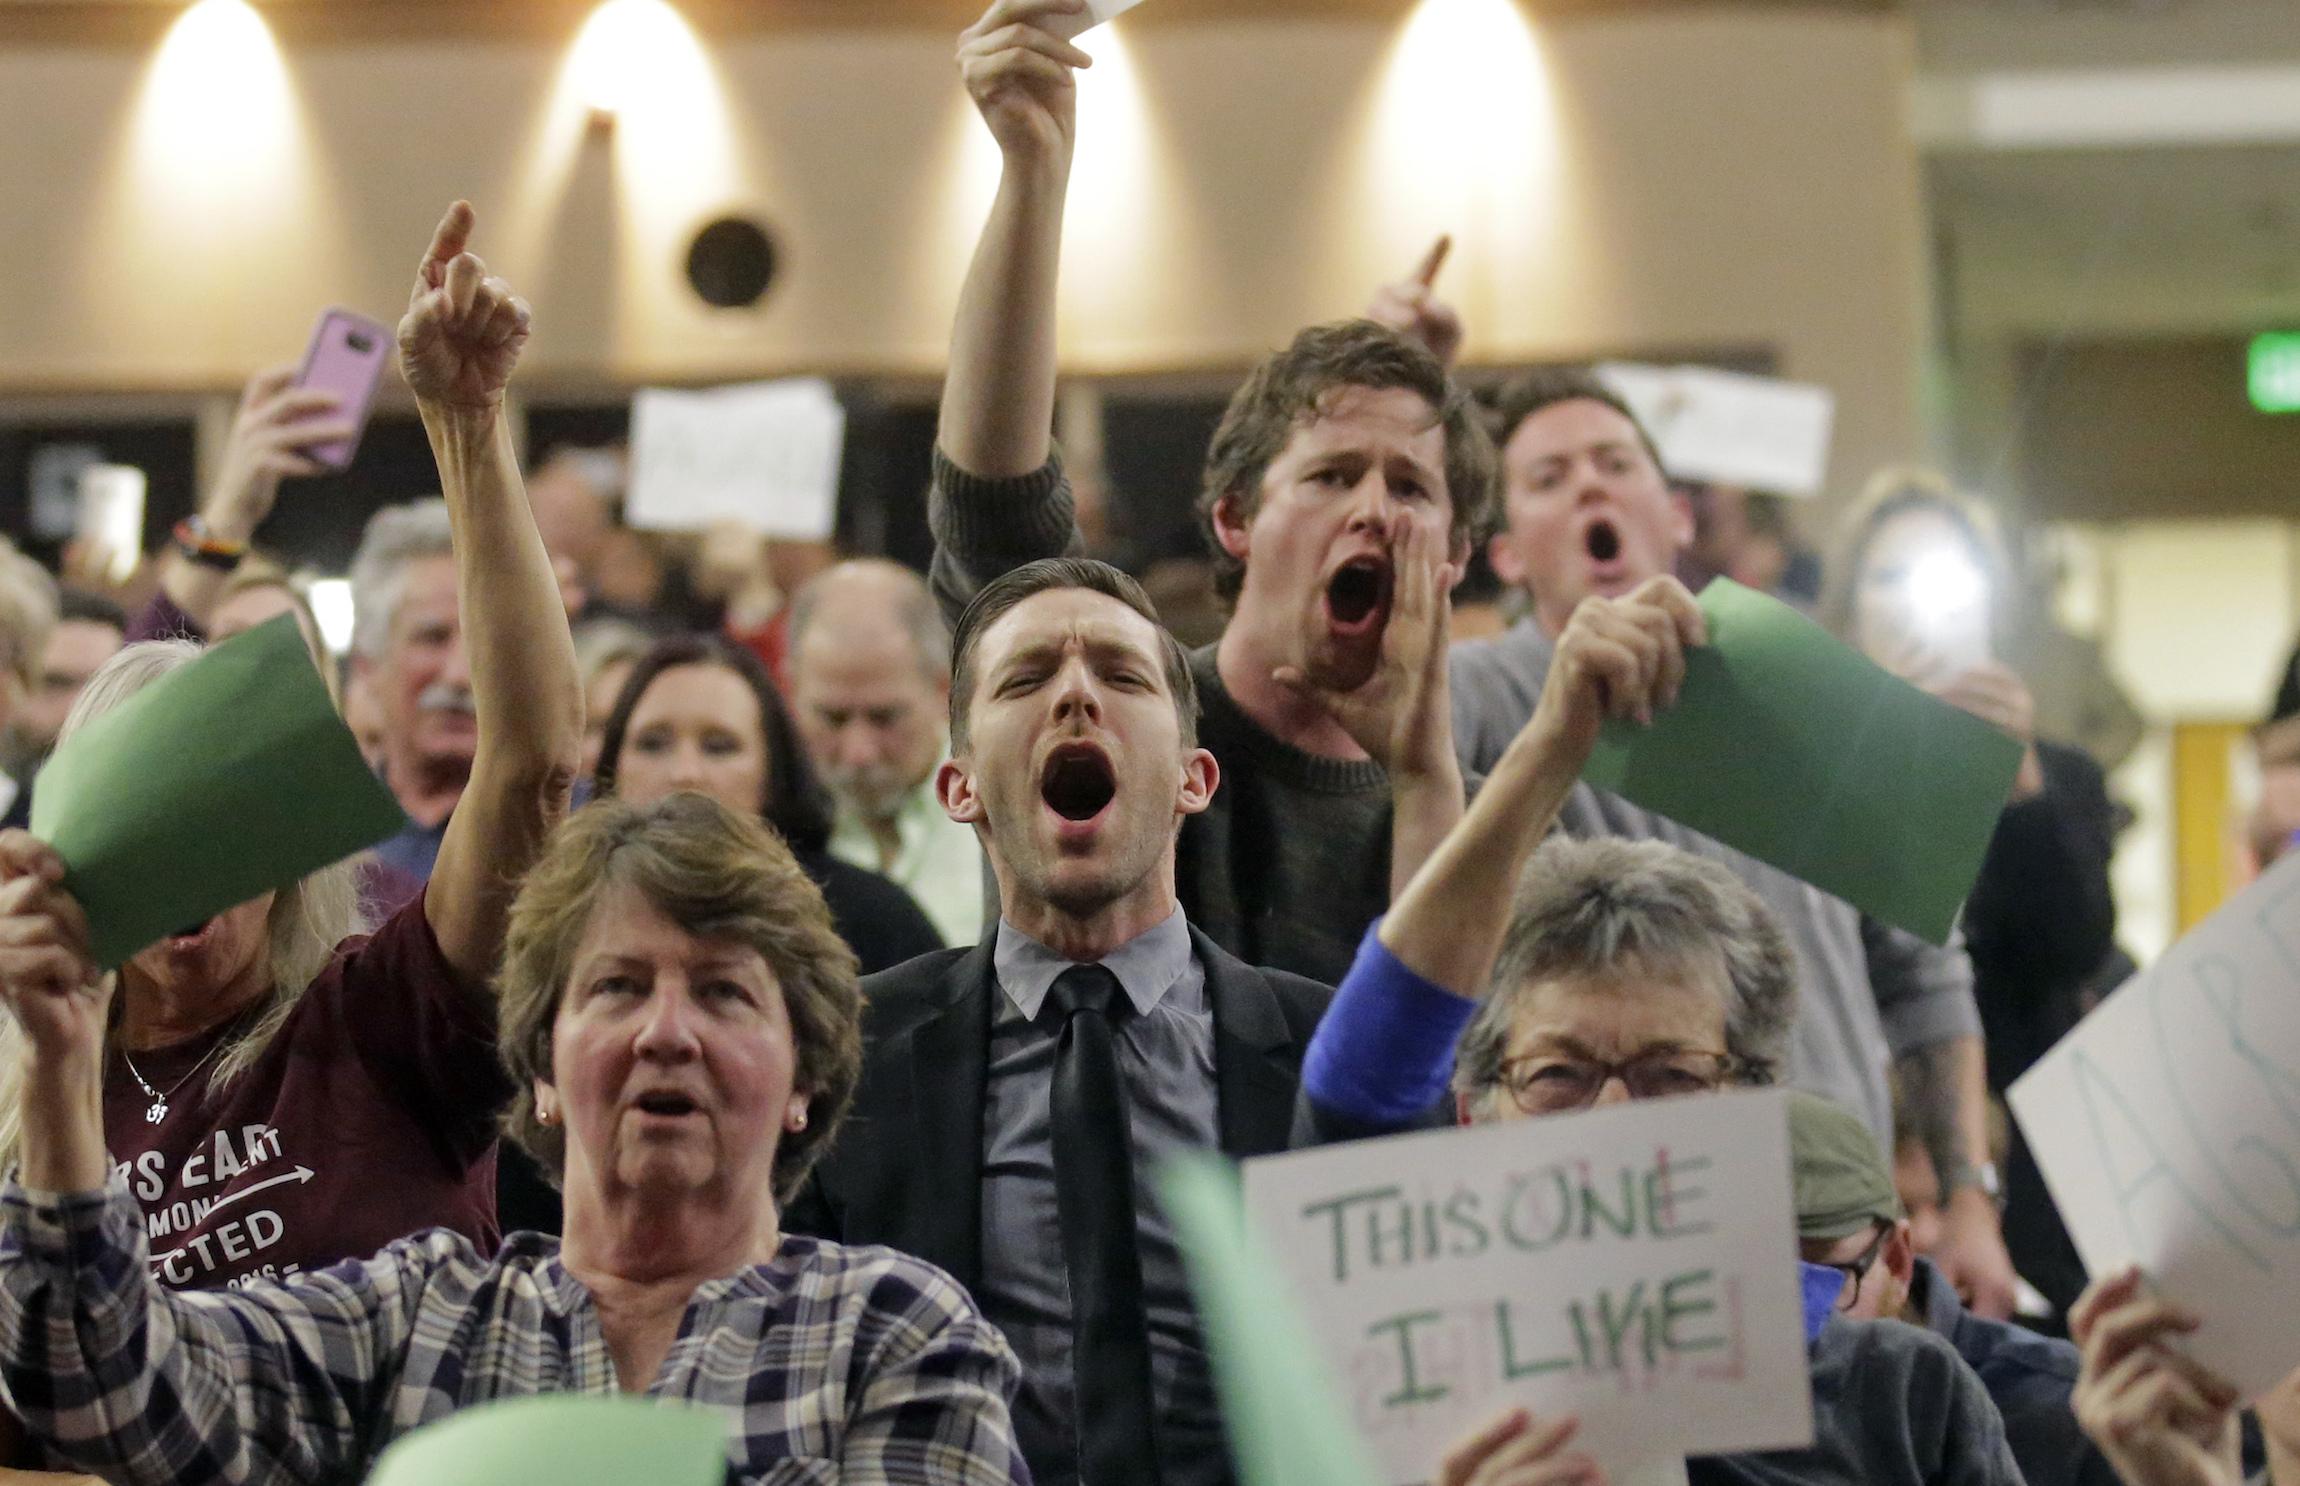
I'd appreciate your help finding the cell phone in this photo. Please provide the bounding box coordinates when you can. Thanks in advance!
[293,308,393,472]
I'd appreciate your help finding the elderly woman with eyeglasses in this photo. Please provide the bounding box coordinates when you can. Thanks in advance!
[1301,581,2021,1486]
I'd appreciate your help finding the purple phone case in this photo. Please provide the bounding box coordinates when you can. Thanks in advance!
[294,309,392,472]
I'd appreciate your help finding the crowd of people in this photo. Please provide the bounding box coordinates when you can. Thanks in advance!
[0,0,2294,1483]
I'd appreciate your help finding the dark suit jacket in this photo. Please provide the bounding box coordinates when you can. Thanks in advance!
[783,926,1332,1300]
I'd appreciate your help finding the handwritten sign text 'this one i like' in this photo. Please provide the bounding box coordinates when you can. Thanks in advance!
[1242,1090,1813,1486]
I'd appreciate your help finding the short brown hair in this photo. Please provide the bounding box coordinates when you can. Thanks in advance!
[947,557,1198,752]
[496,792,862,1204]
[1488,365,1665,471]
[1199,320,1497,605]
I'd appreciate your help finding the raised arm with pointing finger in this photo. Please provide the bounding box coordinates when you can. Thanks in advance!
[0,203,578,1309]
[399,202,585,988]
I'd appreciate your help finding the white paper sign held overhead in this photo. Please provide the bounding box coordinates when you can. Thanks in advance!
[1599,363,1836,498]
[627,378,846,541]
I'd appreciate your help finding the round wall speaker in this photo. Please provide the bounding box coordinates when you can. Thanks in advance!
[684,215,779,309]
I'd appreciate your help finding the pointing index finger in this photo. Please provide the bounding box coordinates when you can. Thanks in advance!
[1413,234,1453,289]
[419,201,477,288]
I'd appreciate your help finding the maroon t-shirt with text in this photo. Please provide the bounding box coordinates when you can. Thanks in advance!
[102,892,510,1291]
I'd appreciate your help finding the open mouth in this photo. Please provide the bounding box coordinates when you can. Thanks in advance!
[1585,519,1622,564]
[1040,743,1118,823]
[1325,557,1393,634]
[635,1092,700,1117]
[165,918,215,949]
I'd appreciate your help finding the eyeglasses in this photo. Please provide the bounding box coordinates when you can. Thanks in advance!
[1813,1221,1892,1312]
[1494,1048,1739,1114]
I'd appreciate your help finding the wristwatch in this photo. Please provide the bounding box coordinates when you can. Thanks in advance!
[1942,1158,2005,1212]
[171,514,248,571]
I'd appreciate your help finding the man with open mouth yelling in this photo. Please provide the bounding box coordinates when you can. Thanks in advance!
[936,563,1218,931]
[906,0,1496,992]
[785,556,1335,1486]
[1447,365,2021,1327]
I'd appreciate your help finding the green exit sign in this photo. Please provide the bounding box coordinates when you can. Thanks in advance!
[2250,333,2300,413]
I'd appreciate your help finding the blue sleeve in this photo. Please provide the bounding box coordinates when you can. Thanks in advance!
[1301,920,1480,1130]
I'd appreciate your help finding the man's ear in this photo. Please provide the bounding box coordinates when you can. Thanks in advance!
[1176,748,1220,818]
[1667,487,1697,551]
[937,757,985,825]
[1211,493,1253,564]
[1886,1218,1917,1284]
[1454,1091,1476,1127]
[1486,530,1528,589]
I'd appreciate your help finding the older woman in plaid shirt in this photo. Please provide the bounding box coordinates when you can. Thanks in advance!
[0,789,1027,1486]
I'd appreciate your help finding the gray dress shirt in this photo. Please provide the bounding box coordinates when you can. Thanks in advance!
[981,908,1229,1486]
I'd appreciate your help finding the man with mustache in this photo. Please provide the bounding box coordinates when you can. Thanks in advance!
[919,0,1494,986]
[348,500,478,916]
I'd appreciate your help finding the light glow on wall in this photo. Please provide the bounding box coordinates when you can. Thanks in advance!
[927,21,1201,364]
[136,0,297,206]
[1352,0,1564,338]
[568,0,697,122]
[515,0,747,363]
[88,0,340,364]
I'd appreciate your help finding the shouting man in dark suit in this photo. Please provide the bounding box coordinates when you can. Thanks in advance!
[785,555,1331,1486]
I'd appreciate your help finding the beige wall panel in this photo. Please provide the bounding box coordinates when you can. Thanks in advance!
[0,7,1925,492]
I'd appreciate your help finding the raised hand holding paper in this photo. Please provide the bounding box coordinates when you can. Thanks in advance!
[1044,0,1148,41]
[2009,854,2300,1400]
[29,616,405,967]
[1235,1090,1812,1484]
[367,1396,726,1486]
[1581,579,2022,945]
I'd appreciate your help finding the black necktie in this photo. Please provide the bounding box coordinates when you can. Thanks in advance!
[1047,964,1161,1486]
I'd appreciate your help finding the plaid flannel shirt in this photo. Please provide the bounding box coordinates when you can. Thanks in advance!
[0,1175,1028,1486]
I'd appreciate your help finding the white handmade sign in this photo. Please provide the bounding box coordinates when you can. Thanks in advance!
[626,378,845,540]
[2011,852,2300,1400]
[1241,1090,1812,1484]
[1598,363,1835,498]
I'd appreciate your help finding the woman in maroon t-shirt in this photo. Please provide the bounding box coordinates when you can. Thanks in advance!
[0,202,582,1294]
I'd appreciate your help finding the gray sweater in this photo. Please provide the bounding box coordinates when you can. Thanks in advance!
[1450,617,1983,1148]
[928,451,1393,987]
[1690,1317,2025,1486]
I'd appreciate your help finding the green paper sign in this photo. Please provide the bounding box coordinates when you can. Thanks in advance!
[29,615,406,967]
[367,1396,729,1486]
[1161,1153,1385,1486]
[1580,580,2022,946]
